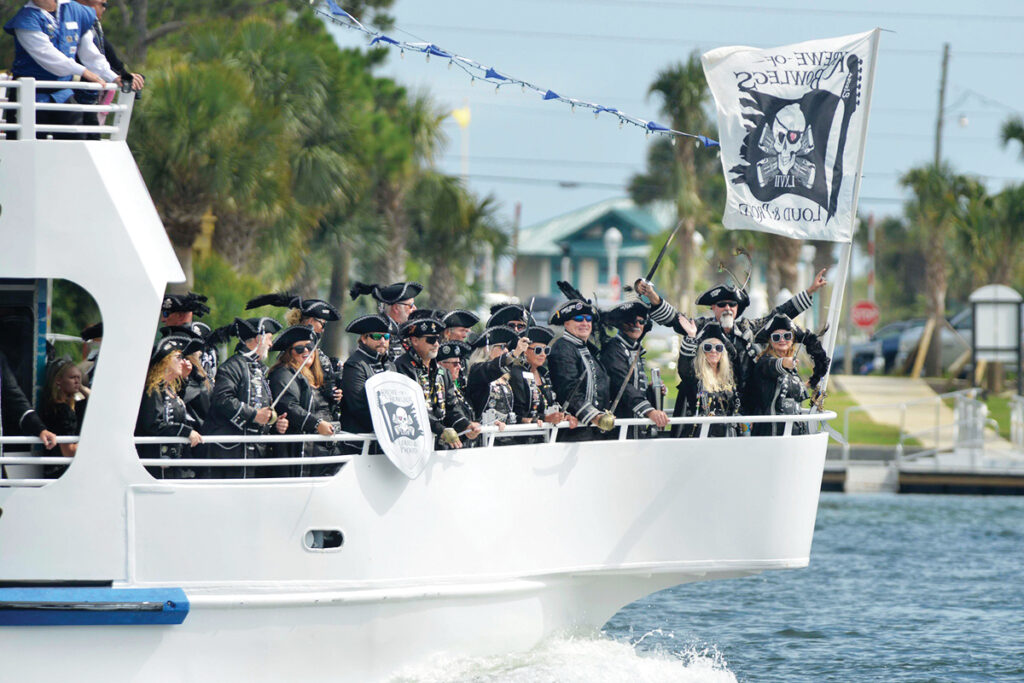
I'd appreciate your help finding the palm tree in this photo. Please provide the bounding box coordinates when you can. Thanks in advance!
[900,163,971,375]
[644,53,713,310]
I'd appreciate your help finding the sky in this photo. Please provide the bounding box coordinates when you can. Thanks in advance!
[326,0,1024,233]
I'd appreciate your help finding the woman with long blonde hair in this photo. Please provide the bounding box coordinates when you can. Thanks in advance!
[38,359,89,477]
[267,326,337,477]
[136,336,204,479]
[673,320,741,437]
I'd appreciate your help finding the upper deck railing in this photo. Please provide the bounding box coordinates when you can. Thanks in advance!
[0,77,137,141]
[0,412,837,488]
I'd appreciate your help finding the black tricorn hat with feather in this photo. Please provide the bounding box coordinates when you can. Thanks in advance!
[246,292,339,322]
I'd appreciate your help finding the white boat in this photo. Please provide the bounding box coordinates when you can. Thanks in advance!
[0,79,833,682]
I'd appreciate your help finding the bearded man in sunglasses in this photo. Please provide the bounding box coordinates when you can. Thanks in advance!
[339,315,396,443]
[547,298,613,441]
[598,300,670,435]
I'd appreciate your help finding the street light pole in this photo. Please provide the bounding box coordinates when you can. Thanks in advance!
[603,226,622,302]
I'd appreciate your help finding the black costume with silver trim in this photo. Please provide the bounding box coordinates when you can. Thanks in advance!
[202,345,273,477]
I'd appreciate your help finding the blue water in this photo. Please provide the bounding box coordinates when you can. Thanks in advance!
[396,494,1024,681]
[606,493,1024,681]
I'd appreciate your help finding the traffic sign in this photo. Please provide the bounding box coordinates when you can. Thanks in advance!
[851,300,880,329]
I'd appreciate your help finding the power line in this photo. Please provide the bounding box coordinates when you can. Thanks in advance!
[520,0,1024,24]
[404,23,1024,59]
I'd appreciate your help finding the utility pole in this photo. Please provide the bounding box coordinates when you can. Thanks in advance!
[934,43,950,167]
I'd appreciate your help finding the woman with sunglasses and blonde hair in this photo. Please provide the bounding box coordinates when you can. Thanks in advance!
[510,326,575,432]
[268,325,338,477]
[136,336,204,479]
[674,319,741,438]
[749,315,830,436]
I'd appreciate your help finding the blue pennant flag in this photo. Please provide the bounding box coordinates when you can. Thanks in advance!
[426,45,452,59]
[645,121,670,133]
[484,68,508,81]
[370,35,400,47]
[543,90,560,100]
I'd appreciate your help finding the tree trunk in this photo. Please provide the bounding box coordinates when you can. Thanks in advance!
[673,220,696,316]
[379,184,408,283]
[170,242,193,294]
[325,246,350,359]
[428,259,459,311]
[924,241,947,377]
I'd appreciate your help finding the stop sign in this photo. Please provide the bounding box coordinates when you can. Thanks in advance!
[851,300,880,329]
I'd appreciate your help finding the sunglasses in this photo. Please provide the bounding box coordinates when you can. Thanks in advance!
[714,301,739,309]
[771,332,794,342]
[531,345,552,355]
[508,321,527,330]
[367,332,390,341]
[291,343,314,354]
[572,314,593,323]
[702,343,725,353]
[422,335,440,344]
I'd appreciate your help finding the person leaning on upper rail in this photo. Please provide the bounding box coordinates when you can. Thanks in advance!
[201,317,288,478]
[349,281,423,364]
[38,357,85,477]
[267,325,339,478]
[339,315,395,451]
[2,0,119,139]
[0,348,58,462]
[598,300,670,436]
[748,315,830,437]
[72,0,143,139]
[394,316,480,449]
[547,297,613,441]
[673,319,742,438]
[135,335,204,479]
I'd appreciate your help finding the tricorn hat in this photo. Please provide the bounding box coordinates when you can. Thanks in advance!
[79,322,103,341]
[400,317,444,338]
[471,326,519,350]
[233,317,283,342]
[695,284,750,317]
[408,308,442,322]
[151,335,202,364]
[486,303,531,329]
[754,314,796,344]
[161,292,211,317]
[443,309,480,329]
[525,325,555,345]
[270,325,319,353]
[349,281,423,305]
[549,299,597,326]
[437,340,471,362]
[345,314,392,335]
[245,292,340,322]
[602,300,652,331]
[697,321,727,344]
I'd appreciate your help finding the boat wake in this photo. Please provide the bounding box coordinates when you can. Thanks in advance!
[388,632,736,682]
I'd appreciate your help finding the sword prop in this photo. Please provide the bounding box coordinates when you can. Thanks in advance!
[267,335,323,423]
[632,219,682,294]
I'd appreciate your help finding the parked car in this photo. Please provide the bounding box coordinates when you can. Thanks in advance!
[831,320,916,375]
[894,310,972,373]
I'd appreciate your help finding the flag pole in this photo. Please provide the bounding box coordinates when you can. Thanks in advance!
[818,28,882,399]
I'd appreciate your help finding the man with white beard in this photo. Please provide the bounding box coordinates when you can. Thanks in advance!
[203,317,289,477]
[635,269,827,414]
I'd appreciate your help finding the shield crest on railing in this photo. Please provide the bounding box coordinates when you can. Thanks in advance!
[365,371,433,478]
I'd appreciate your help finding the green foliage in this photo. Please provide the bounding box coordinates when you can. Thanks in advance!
[192,253,272,329]
[50,280,100,337]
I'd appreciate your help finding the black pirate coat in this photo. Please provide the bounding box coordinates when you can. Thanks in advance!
[268,365,338,477]
[548,332,611,426]
[673,337,742,438]
[509,364,559,424]
[135,384,195,479]
[467,354,518,423]
[394,352,473,439]
[749,327,830,436]
[599,334,657,420]
[203,345,274,477]
[181,371,211,428]
[339,343,395,436]
[315,352,344,422]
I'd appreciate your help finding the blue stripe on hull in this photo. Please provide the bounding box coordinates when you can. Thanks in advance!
[0,587,189,626]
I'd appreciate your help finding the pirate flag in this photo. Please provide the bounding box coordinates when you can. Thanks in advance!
[702,30,880,242]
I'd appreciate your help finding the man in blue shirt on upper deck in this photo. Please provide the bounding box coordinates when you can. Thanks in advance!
[3,0,119,138]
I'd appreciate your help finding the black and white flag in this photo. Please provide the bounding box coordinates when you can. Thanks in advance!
[702,30,880,242]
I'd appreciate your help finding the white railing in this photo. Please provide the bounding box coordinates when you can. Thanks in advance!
[1010,395,1024,452]
[0,77,136,140]
[0,412,837,487]
[839,388,985,463]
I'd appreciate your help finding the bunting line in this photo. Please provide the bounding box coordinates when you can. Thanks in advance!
[314,0,719,148]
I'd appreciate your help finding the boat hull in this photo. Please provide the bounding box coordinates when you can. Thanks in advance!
[1,433,826,681]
